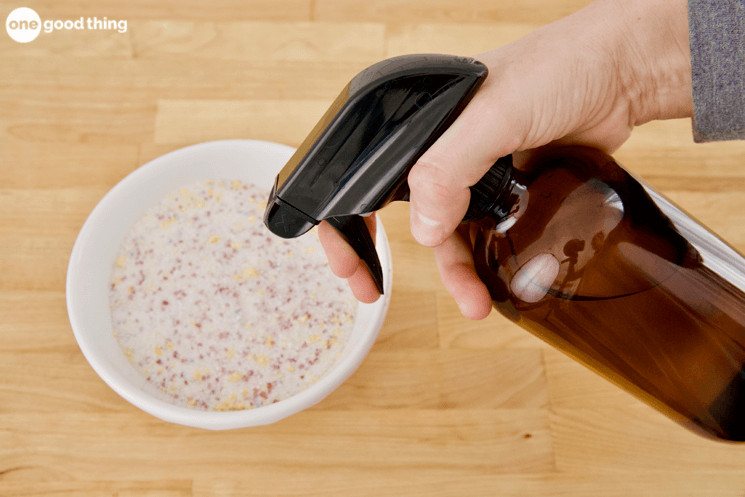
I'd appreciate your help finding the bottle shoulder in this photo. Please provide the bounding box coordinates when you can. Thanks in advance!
[474,147,693,302]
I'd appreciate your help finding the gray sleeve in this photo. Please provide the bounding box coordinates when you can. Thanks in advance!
[687,0,745,142]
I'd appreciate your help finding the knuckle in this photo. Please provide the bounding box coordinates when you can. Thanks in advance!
[407,159,460,203]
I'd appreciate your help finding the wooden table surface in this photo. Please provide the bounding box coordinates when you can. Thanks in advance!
[3,0,745,495]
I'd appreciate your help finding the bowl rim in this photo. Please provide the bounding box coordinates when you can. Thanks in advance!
[65,139,392,430]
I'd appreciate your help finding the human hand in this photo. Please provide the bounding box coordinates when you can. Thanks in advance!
[320,0,693,318]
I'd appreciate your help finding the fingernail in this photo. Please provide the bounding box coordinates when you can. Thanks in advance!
[417,211,441,227]
[411,210,443,246]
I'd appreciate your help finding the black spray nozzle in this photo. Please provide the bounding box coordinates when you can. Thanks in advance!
[264,53,509,295]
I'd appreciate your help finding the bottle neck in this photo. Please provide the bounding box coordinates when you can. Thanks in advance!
[462,156,517,223]
[486,175,524,222]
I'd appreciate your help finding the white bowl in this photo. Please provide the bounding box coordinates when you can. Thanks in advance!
[66,139,392,430]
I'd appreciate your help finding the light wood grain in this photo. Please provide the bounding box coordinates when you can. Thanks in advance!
[3,0,745,495]
[314,0,589,24]
[131,21,386,62]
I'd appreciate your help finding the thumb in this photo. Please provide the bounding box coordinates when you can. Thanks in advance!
[407,94,517,247]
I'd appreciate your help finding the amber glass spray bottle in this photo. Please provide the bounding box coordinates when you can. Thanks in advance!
[264,54,745,441]
[468,147,745,441]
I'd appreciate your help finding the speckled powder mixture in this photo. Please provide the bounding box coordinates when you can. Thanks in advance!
[109,179,357,411]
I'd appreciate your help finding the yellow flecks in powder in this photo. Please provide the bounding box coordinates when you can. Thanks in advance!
[305,246,316,254]
[193,368,209,381]
[331,316,340,325]
[226,347,235,360]
[124,347,133,359]
[209,235,221,244]
[128,286,135,295]
[207,188,215,197]
[308,334,321,343]
[205,180,214,186]
[247,215,257,223]
[257,289,265,296]
[113,277,122,286]
[233,266,259,280]
[231,180,243,190]
[230,241,243,249]
[157,366,163,373]
[215,193,222,202]
[115,256,127,268]
[326,337,338,348]
[154,345,163,357]
[170,384,178,392]
[244,323,252,329]
[287,365,295,372]
[166,340,174,350]
[188,398,197,407]
[146,284,154,291]
[179,188,207,209]
[242,389,249,398]
[254,354,270,366]
[228,372,243,382]
[213,393,245,411]
[287,251,294,257]
[161,218,176,228]
[265,335,274,348]
[323,259,329,265]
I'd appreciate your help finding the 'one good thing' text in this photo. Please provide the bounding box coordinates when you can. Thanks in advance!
[42,17,127,34]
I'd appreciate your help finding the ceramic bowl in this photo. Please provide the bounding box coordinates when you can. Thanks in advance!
[66,139,392,430]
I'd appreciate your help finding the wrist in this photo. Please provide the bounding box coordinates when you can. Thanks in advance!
[596,0,694,125]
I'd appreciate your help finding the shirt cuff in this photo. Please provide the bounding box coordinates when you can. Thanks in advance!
[688,0,745,142]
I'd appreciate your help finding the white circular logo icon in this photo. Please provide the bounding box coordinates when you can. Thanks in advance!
[6,7,41,43]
